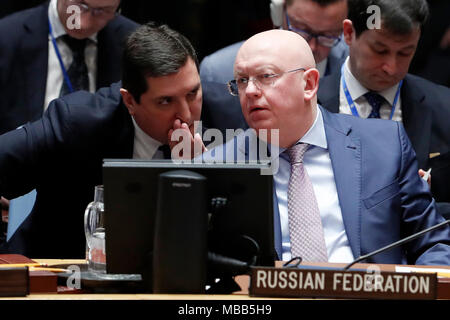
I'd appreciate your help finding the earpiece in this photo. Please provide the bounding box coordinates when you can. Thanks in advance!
[270,0,285,28]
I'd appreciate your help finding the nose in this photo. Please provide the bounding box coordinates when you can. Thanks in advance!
[80,12,95,32]
[245,79,262,98]
[175,99,192,123]
[381,55,398,76]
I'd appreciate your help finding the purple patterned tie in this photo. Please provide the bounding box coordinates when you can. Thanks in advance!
[286,143,328,262]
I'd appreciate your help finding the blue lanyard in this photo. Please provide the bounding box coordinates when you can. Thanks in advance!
[48,18,74,94]
[340,64,402,120]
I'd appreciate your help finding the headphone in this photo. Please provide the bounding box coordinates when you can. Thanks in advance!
[270,0,285,28]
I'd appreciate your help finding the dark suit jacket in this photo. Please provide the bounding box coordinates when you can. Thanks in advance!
[202,107,450,264]
[0,82,134,258]
[0,1,139,134]
[318,72,450,209]
[199,40,349,135]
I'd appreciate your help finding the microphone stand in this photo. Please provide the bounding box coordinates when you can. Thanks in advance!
[344,219,450,270]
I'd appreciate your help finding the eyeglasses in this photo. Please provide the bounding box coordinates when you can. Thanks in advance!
[285,13,341,48]
[227,67,306,96]
[72,1,119,18]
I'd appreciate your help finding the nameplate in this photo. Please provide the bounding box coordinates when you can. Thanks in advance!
[249,267,437,300]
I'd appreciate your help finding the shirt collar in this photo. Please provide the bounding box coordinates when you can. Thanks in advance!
[343,56,400,106]
[48,0,98,43]
[132,117,163,159]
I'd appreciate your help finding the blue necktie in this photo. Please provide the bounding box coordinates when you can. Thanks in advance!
[60,35,89,96]
[364,91,385,119]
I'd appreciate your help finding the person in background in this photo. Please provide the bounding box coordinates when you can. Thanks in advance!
[318,0,450,218]
[0,0,139,249]
[0,0,138,135]
[200,0,349,135]
[0,23,205,258]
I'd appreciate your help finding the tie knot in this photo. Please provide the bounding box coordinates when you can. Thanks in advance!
[62,35,87,57]
[286,143,309,164]
[364,91,385,118]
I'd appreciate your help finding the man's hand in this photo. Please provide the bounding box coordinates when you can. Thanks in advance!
[167,119,207,159]
[418,169,431,187]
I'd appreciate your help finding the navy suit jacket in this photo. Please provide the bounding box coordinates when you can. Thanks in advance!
[318,72,450,212]
[202,107,450,265]
[0,2,139,134]
[0,82,134,258]
[200,40,348,135]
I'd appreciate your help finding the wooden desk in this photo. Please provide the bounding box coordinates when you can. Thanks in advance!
[24,259,268,300]
[2,259,449,300]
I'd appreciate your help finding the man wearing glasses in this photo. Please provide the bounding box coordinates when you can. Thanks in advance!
[282,0,347,77]
[200,0,348,135]
[0,0,138,248]
[202,29,450,265]
[0,0,138,135]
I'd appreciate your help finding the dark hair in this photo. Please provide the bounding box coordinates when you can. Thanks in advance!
[286,0,345,7]
[347,0,429,37]
[121,22,199,103]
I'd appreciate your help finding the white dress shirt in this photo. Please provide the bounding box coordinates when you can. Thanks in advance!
[44,0,97,111]
[272,107,354,262]
[339,57,403,121]
[132,118,166,160]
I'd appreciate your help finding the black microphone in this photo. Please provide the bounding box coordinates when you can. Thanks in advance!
[344,219,450,270]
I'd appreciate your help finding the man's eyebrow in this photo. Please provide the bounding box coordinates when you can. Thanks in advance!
[400,44,418,51]
[289,17,341,35]
[154,83,201,100]
[234,65,278,76]
[371,40,416,51]
[371,40,387,47]
[154,95,172,101]
[190,83,201,91]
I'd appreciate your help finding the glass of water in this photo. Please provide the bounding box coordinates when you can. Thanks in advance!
[84,185,106,273]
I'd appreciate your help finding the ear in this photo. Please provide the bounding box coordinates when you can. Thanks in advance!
[343,19,355,46]
[120,88,137,116]
[303,68,319,102]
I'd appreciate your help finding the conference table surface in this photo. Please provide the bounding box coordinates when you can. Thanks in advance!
[1,259,449,300]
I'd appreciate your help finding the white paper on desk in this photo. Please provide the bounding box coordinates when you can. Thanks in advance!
[395,266,450,278]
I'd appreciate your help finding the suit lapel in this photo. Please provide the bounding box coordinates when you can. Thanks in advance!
[22,3,49,119]
[321,107,361,258]
[318,71,341,114]
[401,75,431,169]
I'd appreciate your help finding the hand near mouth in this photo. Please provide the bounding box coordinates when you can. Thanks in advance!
[167,119,207,159]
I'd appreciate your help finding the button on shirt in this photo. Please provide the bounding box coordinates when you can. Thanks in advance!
[45,0,97,110]
[339,57,403,121]
[272,107,354,262]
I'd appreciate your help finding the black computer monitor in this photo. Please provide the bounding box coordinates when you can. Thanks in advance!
[102,160,276,280]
